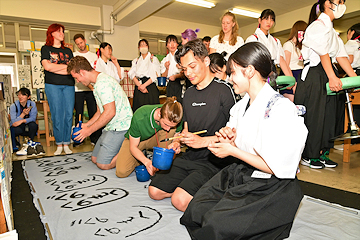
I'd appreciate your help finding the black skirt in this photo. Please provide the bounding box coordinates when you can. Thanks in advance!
[180,163,303,240]
[132,77,159,112]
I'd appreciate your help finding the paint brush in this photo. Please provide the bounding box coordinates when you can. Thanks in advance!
[160,130,207,142]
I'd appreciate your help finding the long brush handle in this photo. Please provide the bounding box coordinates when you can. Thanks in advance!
[162,130,207,142]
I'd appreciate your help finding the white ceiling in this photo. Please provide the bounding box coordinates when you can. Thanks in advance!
[55,0,359,33]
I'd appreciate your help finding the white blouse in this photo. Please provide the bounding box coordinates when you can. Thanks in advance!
[128,52,160,83]
[246,28,285,65]
[160,51,181,77]
[94,57,125,83]
[344,39,360,69]
[227,83,308,179]
[301,13,348,80]
[209,35,244,60]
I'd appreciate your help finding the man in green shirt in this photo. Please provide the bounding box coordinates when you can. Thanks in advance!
[116,100,183,177]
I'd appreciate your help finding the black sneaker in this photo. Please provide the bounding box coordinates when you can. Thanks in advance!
[27,146,37,156]
[319,151,338,168]
[35,144,46,156]
[300,158,324,169]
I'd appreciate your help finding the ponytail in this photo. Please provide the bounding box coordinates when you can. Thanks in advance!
[308,0,326,25]
[267,71,278,90]
[160,97,183,123]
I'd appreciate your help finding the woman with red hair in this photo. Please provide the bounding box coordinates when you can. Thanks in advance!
[41,23,74,155]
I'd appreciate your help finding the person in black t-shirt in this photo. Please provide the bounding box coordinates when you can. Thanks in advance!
[41,23,74,156]
[149,39,236,212]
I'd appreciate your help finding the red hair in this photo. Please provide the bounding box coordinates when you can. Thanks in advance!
[45,23,65,48]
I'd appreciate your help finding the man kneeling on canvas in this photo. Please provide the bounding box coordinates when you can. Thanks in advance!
[67,56,133,170]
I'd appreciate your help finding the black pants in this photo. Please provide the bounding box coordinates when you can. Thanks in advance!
[11,122,38,147]
[294,64,345,158]
[74,91,101,144]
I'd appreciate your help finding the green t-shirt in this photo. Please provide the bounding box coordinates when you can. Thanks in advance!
[93,73,133,131]
[125,104,182,141]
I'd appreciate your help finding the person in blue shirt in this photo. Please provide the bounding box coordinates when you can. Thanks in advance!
[10,88,38,150]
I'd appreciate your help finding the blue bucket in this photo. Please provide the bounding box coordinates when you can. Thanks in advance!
[152,147,175,170]
[135,165,150,182]
[72,121,82,143]
[157,77,167,86]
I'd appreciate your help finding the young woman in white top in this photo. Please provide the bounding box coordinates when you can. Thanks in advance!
[128,39,161,112]
[161,35,184,103]
[345,23,360,75]
[180,42,308,239]
[282,20,308,101]
[294,0,356,169]
[246,9,292,78]
[94,42,124,83]
[209,12,244,60]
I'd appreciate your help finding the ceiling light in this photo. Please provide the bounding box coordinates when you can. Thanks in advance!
[230,8,261,18]
[176,0,215,9]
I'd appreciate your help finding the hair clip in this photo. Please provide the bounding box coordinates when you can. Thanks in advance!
[316,4,320,15]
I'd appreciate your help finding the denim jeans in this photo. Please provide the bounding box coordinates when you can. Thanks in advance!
[45,83,75,145]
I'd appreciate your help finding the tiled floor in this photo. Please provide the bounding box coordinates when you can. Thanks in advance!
[12,136,360,194]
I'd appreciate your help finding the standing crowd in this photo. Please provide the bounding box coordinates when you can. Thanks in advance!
[11,1,360,238]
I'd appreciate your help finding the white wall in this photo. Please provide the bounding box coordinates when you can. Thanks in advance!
[104,25,139,61]
[139,16,220,39]
[0,0,101,28]
[100,5,139,61]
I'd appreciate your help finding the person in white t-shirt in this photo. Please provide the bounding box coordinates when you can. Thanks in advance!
[209,12,244,60]
[282,21,308,101]
[73,33,100,146]
[94,42,125,83]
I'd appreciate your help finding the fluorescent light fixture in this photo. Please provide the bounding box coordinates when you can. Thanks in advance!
[230,8,261,18]
[176,0,215,9]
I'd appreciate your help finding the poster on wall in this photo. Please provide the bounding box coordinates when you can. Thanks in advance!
[30,51,45,89]
[18,65,36,101]
[0,74,13,109]
[18,65,31,89]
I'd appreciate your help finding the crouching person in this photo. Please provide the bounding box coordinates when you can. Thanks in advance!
[116,97,183,178]
[67,56,133,170]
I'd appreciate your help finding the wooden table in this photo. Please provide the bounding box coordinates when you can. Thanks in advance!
[36,101,55,146]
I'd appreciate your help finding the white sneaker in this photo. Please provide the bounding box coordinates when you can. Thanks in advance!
[16,144,28,156]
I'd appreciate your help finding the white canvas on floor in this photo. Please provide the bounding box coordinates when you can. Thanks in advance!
[23,152,189,240]
[23,152,360,239]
